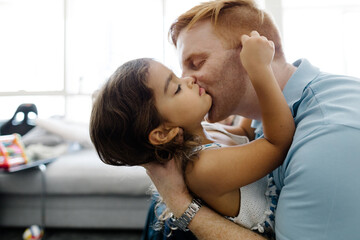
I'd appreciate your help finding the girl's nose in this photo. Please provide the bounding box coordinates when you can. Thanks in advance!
[185,77,195,88]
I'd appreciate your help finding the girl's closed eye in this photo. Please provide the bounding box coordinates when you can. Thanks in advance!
[175,84,182,94]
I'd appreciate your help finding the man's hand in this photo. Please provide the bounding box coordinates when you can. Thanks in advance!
[143,159,193,217]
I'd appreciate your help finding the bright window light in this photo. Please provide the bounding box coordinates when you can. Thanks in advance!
[282,0,360,76]
[1,0,359,122]
[0,0,64,92]
[65,0,164,95]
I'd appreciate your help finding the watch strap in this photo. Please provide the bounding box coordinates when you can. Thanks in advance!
[172,198,202,231]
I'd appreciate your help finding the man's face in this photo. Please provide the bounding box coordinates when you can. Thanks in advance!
[177,20,258,122]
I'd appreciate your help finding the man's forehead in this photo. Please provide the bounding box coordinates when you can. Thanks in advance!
[176,21,214,62]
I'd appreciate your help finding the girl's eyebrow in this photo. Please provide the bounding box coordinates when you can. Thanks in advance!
[164,73,174,94]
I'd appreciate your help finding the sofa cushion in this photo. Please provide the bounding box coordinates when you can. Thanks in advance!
[0,149,152,196]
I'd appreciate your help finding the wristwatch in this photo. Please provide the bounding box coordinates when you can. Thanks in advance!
[172,198,202,231]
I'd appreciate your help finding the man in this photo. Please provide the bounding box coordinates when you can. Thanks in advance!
[143,0,360,239]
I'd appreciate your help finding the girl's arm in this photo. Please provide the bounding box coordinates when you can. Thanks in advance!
[186,31,295,216]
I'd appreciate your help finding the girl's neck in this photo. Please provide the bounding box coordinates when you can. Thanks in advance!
[190,124,214,145]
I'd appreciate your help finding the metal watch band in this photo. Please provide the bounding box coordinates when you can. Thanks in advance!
[172,198,202,231]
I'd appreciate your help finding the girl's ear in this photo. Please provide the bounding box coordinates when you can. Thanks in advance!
[148,126,181,145]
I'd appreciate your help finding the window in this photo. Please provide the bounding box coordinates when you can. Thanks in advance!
[0,0,64,119]
[64,0,164,121]
[2,0,357,123]
[0,0,201,122]
[281,0,360,76]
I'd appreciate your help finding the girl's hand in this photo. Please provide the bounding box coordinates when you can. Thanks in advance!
[240,31,275,74]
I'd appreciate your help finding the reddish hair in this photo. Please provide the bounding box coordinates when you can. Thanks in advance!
[169,0,284,58]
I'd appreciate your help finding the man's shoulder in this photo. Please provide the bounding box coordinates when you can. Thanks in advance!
[301,72,360,125]
[310,71,360,90]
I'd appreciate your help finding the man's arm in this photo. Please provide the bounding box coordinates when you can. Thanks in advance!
[222,117,255,141]
[188,204,266,239]
[144,159,266,240]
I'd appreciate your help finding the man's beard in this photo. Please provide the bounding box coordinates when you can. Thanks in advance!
[207,50,247,122]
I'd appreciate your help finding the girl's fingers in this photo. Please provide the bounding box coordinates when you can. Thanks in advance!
[269,40,275,48]
[241,34,250,43]
[250,30,260,36]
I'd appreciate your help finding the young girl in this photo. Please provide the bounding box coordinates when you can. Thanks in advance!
[90,31,294,236]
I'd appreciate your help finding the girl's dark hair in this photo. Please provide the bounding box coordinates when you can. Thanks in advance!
[90,58,200,170]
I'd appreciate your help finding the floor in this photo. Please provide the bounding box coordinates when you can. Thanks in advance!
[0,227,144,240]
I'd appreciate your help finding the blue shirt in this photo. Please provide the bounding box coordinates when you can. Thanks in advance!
[252,59,360,239]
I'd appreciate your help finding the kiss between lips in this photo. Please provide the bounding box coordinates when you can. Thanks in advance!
[199,87,205,96]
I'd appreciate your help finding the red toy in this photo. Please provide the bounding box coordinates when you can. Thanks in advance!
[0,134,28,168]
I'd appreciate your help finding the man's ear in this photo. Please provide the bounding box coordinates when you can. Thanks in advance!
[148,126,181,145]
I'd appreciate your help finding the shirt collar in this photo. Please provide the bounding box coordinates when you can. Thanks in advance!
[283,58,320,109]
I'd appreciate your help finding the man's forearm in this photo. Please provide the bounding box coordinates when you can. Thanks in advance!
[144,161,264,239]
[188,206,266,240]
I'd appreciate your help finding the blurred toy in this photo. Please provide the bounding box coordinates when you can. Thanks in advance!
[23,225,44,240]
[0,133,28,168]
[0,103,38,136]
